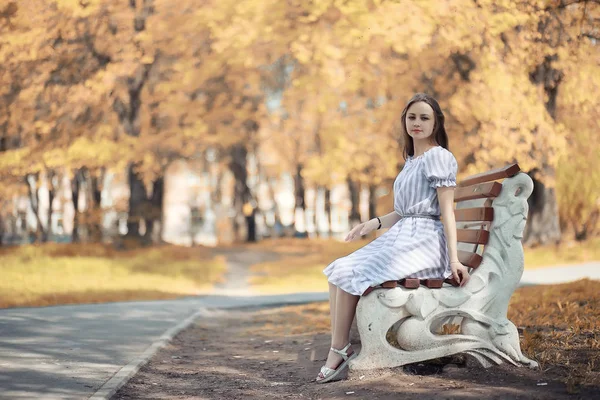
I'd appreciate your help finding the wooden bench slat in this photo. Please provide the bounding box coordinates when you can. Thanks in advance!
[454,182,502,202]
[382,281,398,289]
[444,277,460,287]
[460,221,491,229]
[399,278,420,289]
[454,207,494,222]
[459,250,483,269]
[422,279,444,288]
[458,164,521,187]
[457,229,489,244]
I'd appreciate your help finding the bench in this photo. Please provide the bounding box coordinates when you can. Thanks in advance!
[349,164,539,371]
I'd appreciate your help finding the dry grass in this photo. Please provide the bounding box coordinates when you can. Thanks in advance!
[244,302,332,338]
[239,280,600,394]
[509,279,600,393]
[246,238,367,293]
[0,243,226,309]
[246,237,599,293]
[524,237,600,269]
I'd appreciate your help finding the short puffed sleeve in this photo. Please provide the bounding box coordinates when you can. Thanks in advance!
[422,147,458,188]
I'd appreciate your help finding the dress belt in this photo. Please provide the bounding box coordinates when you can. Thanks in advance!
[399,213,441,221]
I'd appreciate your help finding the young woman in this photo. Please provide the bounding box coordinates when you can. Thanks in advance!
[316,93,471,383]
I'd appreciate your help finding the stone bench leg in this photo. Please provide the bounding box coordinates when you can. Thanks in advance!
[349,290,412,370]
[350,292,501,371]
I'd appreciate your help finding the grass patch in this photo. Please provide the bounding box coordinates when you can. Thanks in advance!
[524,237,600,269]
[247,237,599,294]
[247,238,368,293]
[0,243,226,309]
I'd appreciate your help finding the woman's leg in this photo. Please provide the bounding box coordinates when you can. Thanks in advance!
[328,282,337,338]
[324,287,359,368]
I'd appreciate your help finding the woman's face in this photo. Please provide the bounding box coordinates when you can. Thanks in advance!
[405,101,435,142]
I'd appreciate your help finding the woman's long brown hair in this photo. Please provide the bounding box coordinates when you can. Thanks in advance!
[400,93,449,160]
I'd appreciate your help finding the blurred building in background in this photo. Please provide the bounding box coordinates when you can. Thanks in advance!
[0,160,381,246]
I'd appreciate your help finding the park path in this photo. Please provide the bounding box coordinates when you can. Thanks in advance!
[0,251,598,400]
[519,261,600,285]
[210,247,282,296]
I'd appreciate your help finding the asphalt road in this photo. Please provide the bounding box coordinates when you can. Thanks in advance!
[0,293,329,400]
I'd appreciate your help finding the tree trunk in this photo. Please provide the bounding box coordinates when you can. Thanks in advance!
[46,170,56,242]
[211,162,223,205]
[72,168,100,243]
[523,175,562,246]
[255,151,281,238]
[324,187,332,236]
[228,143,255,242]
[25,173,47,242]
[574,209,599,241]
[0,213,4,247]
[312,118,324,238]
[113,1,154,245]
[368,184,377,220]
[347,177,361,227]
[245,208,257,242]
[0,113,8,245]
[294,163,306,211]
[88,169,104,242]
[523,168,561,246]
[294,163,307,235]
[313,186,321,237]
[71,169,83,243]
[126,165,148,240]
[143,176,164,244]
[247,147,259,243]
[525,54,564,245]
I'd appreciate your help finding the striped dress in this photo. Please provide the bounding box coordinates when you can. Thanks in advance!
[323,146,458,296]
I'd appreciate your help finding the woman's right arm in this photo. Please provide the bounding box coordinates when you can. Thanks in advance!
[345,210,401,241]
[372,210,402,230]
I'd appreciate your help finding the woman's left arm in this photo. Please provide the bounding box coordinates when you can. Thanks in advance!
[438,187,470,286]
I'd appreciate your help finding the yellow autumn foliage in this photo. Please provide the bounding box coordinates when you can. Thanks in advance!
[0,0,598,240]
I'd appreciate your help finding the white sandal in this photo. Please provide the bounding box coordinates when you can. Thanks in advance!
[315,343,356,383]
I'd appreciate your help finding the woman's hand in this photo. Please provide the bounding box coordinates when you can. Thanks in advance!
[344,222,365,242]
[345,219,379,242]
[451,261,471,287]
[345,219,379,241]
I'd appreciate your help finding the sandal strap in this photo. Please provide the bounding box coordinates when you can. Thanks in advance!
[319,365,335,376]
[329,343,352,360]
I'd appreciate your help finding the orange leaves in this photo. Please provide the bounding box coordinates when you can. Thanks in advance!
[66,136,134,170]
[55,0,104,17]
[0,0,598,216]
[0,1,17,20]
[0,148,34,177]
[290,42,313,64]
